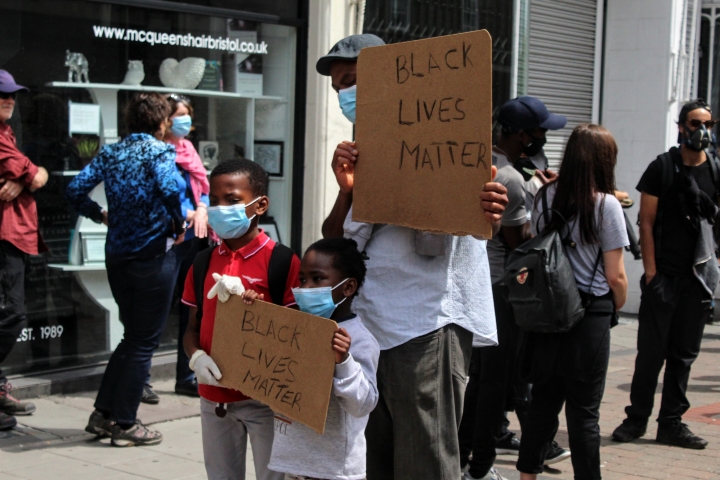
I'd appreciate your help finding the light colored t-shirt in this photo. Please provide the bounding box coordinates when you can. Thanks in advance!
[487,155,528,282]
[532,184,629,296]
[343,207,498,350]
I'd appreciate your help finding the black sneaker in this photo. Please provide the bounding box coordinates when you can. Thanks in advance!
[141,384,159,405]
[544,441,571,465]
[495,432,520,455]
[611,418,647,442]
[174,380,199,398]
[111,420,163,447]
[0,412,17,431]
[656,423,708,450]
[84,410,113,437]
[0,383,36,415]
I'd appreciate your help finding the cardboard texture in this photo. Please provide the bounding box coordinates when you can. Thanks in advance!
[212,296,338,434]
[354,30,493,238]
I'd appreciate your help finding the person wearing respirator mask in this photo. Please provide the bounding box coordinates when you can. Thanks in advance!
[316,34,510,480]
[154,94,210,402]
[613,99,720,450]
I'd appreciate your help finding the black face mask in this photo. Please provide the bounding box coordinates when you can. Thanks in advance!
[522,134,547,158]
[680,125,711,152]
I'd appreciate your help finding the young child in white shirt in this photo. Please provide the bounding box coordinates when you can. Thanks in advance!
[242,237,379,480]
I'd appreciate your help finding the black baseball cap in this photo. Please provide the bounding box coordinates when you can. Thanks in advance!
[498,96,567,132]
[316,34,386,76]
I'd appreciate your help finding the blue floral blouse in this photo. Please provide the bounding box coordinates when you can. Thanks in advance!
[66,133,184,257]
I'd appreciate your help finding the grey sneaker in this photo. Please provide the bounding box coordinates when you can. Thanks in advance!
[463,468,507,480]
[85,410,113,437]
[111,421,163,447]
[0,383,36,415]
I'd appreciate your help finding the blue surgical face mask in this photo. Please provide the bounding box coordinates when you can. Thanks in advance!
[207,198,260,239]
[338,85,356,124]
[292,279,349,318]
[170,115,192,138]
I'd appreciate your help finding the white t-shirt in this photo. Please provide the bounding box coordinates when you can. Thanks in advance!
[532,184,629,296]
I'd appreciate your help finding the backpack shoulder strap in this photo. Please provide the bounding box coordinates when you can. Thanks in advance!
[192,245,216,322]
[658,150,676,197]
[706,149,720,199]
[268,243,295,306]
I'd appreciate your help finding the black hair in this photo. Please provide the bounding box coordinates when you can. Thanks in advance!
[678,98,712,125]
[210,158,269,197]
[305,237,368,296]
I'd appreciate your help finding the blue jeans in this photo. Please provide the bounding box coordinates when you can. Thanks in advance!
[96,248,178,424]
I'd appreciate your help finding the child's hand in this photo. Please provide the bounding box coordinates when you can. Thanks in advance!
[332,327,352,364]
[241,289,264,305]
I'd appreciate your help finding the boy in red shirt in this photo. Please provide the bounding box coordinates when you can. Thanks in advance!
[181,159,299,480]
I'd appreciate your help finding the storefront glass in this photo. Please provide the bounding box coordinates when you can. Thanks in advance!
[0,0,298,376]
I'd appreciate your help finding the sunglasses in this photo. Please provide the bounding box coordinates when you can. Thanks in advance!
[167,93,191,104]
[686,119,716,129]
[0,92,17,100]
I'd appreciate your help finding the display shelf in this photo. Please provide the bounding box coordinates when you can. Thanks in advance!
[48,263,106,272]
[46,82,286,102]
[52,171,81,176]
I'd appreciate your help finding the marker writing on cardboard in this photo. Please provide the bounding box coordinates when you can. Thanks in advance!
[395,42,474,84]
[399,140,487,170]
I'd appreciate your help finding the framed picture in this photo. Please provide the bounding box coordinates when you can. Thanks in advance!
[260,216,281,243]
[81,233,106,264]
[253,141,284,176]
[199,141,220,170]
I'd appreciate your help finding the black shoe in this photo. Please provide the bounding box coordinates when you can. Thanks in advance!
[0,412,16,431]
[544,441,571,465]
[495,432,520,455]
[174,380,199,398]
[140,384,159,405]
[611,418,647,442]
[656,423,708,450]
[0,383,36,415]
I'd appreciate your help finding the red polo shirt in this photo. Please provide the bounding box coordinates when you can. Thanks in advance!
[0,123,44,255]
[182,231,300,403]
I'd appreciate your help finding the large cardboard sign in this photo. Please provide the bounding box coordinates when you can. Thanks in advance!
[212,296,338,434]
[354,30,493,238]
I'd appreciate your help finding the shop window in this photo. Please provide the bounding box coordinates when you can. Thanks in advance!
[0,0,297,376]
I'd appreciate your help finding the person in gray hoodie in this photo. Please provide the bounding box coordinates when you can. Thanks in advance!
[243,237,379,480]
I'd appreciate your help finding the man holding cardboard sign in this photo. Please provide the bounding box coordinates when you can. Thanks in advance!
[318,33,508,480]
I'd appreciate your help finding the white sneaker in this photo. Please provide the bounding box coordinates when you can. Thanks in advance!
[462,467,507,480]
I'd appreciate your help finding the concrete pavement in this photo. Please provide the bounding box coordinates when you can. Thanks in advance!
[0,318,718,479]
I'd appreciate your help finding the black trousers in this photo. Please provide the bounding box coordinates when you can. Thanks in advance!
[517,294,613,480]
[458,284,531,478]
[625,272,710,426]
[0,241,27,384]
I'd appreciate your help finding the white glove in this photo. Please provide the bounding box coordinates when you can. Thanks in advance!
[207,273,245,303]
[189,350,222,386]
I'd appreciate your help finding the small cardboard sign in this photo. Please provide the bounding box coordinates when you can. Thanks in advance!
[211,296,338,434]
[354,30,493,238]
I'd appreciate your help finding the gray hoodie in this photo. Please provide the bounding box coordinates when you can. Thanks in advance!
[268,315,380,480]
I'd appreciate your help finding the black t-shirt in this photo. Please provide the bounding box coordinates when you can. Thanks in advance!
[636,148,717,275]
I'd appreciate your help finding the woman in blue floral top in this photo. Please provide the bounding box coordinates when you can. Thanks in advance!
[66,92,184,447]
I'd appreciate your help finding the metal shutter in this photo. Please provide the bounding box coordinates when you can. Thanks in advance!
[526,0,599,168]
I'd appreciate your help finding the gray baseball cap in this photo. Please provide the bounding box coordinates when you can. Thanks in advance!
[316,34,386,76]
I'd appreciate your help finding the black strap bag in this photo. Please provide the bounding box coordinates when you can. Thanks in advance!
[501,188,599,333]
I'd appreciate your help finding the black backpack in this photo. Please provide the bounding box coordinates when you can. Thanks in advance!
[501,189,601,333]
[192,243,295,322]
